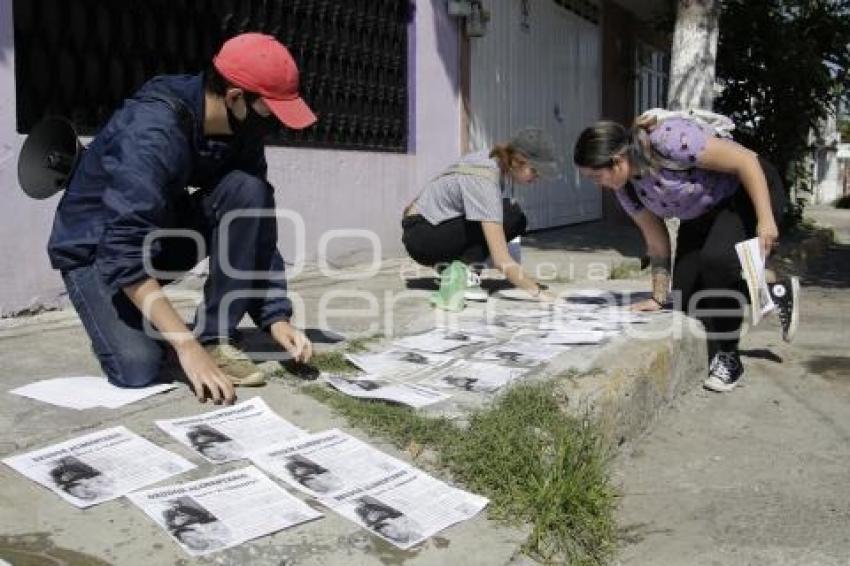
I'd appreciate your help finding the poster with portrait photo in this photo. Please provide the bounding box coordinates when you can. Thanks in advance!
[472,341,571,367]
[324,375,450,408]
[250,429,410,501]
[128,466,322,557]
[345,348,452,376]
[417,360,529,393]
[329,469,489,550]
[161,496,232,554]
[393,328,490,353]
[156,398,305,463]
[2,426,195,508]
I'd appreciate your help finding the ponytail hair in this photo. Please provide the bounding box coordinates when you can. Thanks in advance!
[489,144,526,176]
[573,118,656,176]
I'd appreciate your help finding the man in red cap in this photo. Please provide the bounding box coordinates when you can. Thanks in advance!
[47,33,316,404]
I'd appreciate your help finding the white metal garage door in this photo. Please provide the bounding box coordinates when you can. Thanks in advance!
[469,0,602,229]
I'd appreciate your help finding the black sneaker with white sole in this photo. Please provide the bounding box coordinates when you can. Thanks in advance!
[703,350,744,392]
[769,276,800,342]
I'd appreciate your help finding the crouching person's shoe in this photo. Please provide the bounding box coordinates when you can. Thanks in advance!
[464,270,489,302]
[204,344,266,386]
[703,350,743,393]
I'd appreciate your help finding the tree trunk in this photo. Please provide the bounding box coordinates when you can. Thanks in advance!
[665,1,721,265]
[667,0,721,110]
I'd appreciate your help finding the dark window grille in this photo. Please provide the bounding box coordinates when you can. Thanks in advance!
[13,0,410,153]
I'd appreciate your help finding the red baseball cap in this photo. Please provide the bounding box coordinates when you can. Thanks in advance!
[213,33,316,130]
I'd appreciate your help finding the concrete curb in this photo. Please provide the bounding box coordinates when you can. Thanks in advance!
[553,313,708,448]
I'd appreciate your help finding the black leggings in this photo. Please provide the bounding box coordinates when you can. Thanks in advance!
[673,157,787,354]
[401,199,528,267]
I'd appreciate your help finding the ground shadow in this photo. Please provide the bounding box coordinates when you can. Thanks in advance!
[238,327,345,352]
[404,277,438,291]
[278,359,321,381]
[563,290,652,306]
[235,327,346,367]
[481,279,513,293]
[739,349,783,364]
[523,220,644,257]
[801,242,850,289]
[404,277,531,295]
[805,355,850,382]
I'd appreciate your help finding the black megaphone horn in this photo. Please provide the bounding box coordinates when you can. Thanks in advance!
[17,116,84,200]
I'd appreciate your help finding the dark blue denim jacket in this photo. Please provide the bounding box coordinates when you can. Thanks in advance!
[47,73,292,325]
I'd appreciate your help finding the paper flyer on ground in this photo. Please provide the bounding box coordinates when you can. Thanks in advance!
[491,314,553,332]
[512,329,609,346]
[9,376,176,410]
[417,360,529,393]
[345,348,452,376]
[566,309,651,324]
[127,466,322,557]
[156,398,305,464]
[440,319,512,338]
[494,307,555,320]
[326,468,489,550]
[472,340,571,367]
[392,328,490,353]
[2,426,195,508]
[735,237,776,325]
[250,429,411,501]
[324,375,450,408]
[538,317,625,332]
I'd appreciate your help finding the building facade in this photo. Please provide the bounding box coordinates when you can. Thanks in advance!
[0,0,667,315]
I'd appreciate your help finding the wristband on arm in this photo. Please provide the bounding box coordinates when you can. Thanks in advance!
[649,255,671,306]
[648,255,672,274]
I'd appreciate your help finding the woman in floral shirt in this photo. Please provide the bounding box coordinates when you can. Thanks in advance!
[573,115,799,392]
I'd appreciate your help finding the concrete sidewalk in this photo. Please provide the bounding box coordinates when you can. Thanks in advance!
[614,205,850,565]
[0,221,702,565]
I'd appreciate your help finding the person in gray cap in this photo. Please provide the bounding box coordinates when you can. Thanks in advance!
[402,128,560,309]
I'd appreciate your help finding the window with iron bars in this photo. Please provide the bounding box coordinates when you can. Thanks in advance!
[13,0,410,153]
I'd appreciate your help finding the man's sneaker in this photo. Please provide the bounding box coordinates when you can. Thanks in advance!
[204,344,265,386]
[703,350,743,392]
[769,276,800,343]
[464,270,488,301]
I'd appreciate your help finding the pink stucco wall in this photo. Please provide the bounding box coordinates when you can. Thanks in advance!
[0,0,461,315]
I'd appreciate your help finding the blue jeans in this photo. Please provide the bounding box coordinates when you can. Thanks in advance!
[62,171,291,388]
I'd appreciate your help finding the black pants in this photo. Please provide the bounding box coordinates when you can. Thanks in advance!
[401,199,528,267]
[673,157,787,354]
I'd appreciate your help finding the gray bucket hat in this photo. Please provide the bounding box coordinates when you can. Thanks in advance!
[509,127,561,179]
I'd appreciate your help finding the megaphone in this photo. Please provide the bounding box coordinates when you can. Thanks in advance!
[17,117,84,200]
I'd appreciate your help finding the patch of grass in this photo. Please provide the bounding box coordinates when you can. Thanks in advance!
[309,350,358,373]
[344,333,383,354]
[274,334,384,379]
[608,261,642,280]
[303,382,617,565]
[273,350,358,380]
[304,384,457,446]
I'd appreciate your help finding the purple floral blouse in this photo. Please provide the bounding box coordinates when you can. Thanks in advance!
[615,117,740,220]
